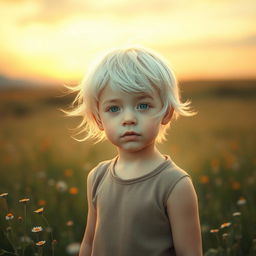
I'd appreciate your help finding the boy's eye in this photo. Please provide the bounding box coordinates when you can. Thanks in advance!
[137,103,150,110]
[108,106,120,112]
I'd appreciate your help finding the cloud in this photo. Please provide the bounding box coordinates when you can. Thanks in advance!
[239,35,256,47]
[196,35,256,48]
[18,0,89,25]
[0,0,29,3]
[18,0,191,25]
[160,34,256,51]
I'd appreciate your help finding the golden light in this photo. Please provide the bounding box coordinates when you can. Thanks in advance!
[0,0,255,83]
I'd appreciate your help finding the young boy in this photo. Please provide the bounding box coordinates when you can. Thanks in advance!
[65,46,202,256]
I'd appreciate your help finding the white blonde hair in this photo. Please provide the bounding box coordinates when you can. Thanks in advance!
[62,46,197,144]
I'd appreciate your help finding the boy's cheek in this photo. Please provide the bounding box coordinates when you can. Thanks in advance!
[145,121,161,135]
[104,124,119,137]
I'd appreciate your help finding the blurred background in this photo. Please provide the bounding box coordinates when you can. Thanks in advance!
[0,0,255,255]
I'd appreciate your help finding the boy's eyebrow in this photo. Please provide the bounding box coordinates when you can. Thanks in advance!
[102,94,153,105]
[136,94,154,100]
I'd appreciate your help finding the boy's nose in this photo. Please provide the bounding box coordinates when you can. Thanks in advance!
[122,110,137,126]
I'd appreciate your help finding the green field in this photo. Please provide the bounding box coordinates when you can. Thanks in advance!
[0,80,256,255]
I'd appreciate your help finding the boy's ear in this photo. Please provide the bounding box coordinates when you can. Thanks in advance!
[161,107,174,125]
[93,114,104,131]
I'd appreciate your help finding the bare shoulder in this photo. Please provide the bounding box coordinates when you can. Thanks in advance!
[166,176,203,255]
[167,176,198,216]
[168,175,197,201]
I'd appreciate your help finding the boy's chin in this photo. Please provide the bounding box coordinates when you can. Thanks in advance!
[117,142,148,153]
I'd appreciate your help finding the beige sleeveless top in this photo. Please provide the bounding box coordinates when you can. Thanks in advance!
[90,155,191,256]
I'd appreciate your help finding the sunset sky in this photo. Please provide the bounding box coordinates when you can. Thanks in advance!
[0,0,255,84]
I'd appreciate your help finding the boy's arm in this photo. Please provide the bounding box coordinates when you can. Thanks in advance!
[166,177,203,256]
[79,171,97,256]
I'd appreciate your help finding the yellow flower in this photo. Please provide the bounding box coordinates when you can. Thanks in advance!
[32,226,43,233]
[6,213,14,220]
[36,241,46,246]
[210,229,219,233]
[69,187,78,195]
[19,198,30,204]
[34,208,44,214]
[220,222,232,229]
[199,175,209,184]
[0,193,8,198]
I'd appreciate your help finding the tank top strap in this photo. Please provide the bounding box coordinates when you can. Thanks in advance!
[91,158,116,208]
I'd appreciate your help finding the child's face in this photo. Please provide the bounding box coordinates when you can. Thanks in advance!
[97,85,171,153]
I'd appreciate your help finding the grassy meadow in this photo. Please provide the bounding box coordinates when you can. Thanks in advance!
[0,80,256,255]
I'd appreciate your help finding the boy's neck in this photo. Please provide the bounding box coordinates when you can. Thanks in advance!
[116,144,165,165]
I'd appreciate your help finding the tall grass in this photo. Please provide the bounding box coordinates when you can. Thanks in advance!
[0,136,255,255]
[0,81,255,255]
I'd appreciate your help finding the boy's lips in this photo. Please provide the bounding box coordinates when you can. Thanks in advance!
[121,131,141,137]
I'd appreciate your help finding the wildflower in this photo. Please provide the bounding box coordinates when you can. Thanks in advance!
[232,212,241,217]
[211,159,220,173]
[222,233,229,239]
[201,224,209,233]
[220,222,232,229]
[6,227,12,232]
[34,208,44,214]
[66,242,80,255]
[247,176,255,185]
[232,161,240,171]
[56,180,68,192]
[32,226,43,233]
[19,198,30,204]
[52,240,57,245]
[66,220,74,227]
[215,177,222,186]
[36,241,46,246]
[37,171,46,179]
[69,187,78,195]
[6,213,14,220]
[210,229,219,233]
[199,175,209,184]
[224,153,236,169]
[204,249,218,255]
[0,192,8,198]
[231,181,241,190]
[237,197,246,205]
[48,179,55,186]
[46,227,52,233]
[20,236,32,243]
[38,199,46,206]
[64,168,73,177]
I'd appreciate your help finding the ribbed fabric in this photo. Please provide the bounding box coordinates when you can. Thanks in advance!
[90,155,191,256]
